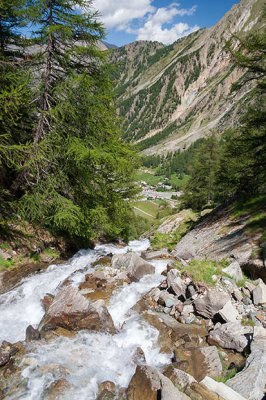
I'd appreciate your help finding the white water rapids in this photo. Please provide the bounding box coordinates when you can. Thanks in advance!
[0,239,171,399]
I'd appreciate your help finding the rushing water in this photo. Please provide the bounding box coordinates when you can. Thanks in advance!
[0,239,171,399]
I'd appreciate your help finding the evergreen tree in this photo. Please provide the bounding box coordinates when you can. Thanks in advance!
[181,133,218,210]
[0,0,33,218]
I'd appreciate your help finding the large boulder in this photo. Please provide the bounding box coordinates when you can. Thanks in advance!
[252,279,266,305]
[163,366,196,390]
[127,365,190,400]
[222,261,243,282]
[194,289,230,319]
[201,376,246,400]
[111,253,155,282]
[166,270,186,298]
[192,347,222,380]
[226,326,266,400]
[38,286,116,334]
[218,301,239,323]
[208,322,253,352]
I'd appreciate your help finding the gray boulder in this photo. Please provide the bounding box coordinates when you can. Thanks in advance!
[208,322,253,352]
[111,253,155,282]
[252,279,266,305]
[227,326,266,400]
[127,365,190,400]
[143,249,170,260]
[222,261,243,281]
[167,269,186,298]
[201,376,246,400]
[194,289,230,319]
[218,301,239,323]
[38,286,116,334]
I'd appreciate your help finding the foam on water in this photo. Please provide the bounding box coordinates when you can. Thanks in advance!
[0,239,171,399]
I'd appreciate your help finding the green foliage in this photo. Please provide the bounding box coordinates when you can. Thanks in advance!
[0,255,15,270]
[181,133,219,210]
[241,317,256,327]
[0,0,139,244]
[180,259,227,286]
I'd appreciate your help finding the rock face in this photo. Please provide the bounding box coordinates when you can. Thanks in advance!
[208,322,253,352]
[226,326,266,400]
[201,376,246,400]
[38,286,116,334]
[194,289,230,319]
[111,253,155,282]
[252,279,266,305]
[127,365,189,400]
[167,270,186,298]
[222,261,243,282]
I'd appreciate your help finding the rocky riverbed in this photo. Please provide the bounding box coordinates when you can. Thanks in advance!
[0,239,265,400]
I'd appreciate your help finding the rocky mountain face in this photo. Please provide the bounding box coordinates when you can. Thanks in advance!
[110,0,264,155]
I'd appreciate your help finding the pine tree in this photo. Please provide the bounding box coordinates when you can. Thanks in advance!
[0,0,33,218]
[181,133,218,210]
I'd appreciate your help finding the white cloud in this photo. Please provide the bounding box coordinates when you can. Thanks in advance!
[90,1,199,44]
[92,0,155,29]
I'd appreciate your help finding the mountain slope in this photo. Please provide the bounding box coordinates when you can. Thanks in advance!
[110,0,264,155]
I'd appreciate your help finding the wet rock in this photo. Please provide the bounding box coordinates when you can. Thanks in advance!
[48,378,72,400]
[163,366,196,389]
[41,294,54,311]
[97,390,114,400]
[111,253,155,282]
[201,376,246,400]
[127,365,189,400]
[218,301,239,323]
[208,322,253,352]
[38,286,116,334]
[222,261,243,282]
[226,326,266,400]
[167,270,186,298]
[194,289,230,319]
[41,363,72,377]
[132,347,146,365]
[0,341,18,367]
[98,381,115,394]
[25,325,40,342]
[252,278,266,305]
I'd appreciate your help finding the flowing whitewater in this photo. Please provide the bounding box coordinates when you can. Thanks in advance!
[0,239,171,399]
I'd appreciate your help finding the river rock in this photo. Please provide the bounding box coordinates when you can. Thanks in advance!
[111,253,155,282]
[38,286,116,334]
[158,291,178,308]
[222,261,243,282]
[25,325,40,342]
[127,365,190,400]
[97,390,114,400]
[208,322,253,352]
[47,378,72,400]
[201,376,246,400]
[218,301,239,322]
[0,341,19,367]
[194,289,230,319]
[226,326,266,400]
[167,270,186,298]
[163,366,196,389]
[252,278,266,305]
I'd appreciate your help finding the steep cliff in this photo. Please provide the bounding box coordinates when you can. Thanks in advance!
[110,0,264,155]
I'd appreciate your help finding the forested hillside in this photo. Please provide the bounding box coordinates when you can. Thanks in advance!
[110,0,264,155]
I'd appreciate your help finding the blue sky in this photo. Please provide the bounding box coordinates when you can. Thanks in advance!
[92,0,240,46]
